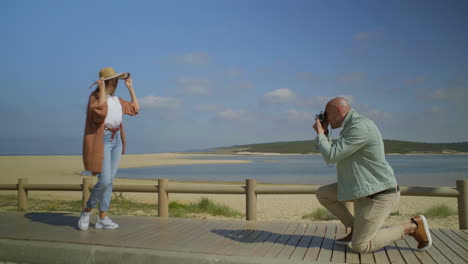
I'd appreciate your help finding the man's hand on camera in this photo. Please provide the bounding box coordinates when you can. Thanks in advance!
[313,118,329,135]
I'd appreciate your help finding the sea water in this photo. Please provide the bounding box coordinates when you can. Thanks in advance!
[115,155,468,187]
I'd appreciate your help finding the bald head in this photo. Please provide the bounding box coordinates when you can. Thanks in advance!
[327,97,351,111]
[325,97,351,128]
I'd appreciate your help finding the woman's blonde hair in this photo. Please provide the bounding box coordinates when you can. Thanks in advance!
[93,79,118,97]
[104,79,118,96]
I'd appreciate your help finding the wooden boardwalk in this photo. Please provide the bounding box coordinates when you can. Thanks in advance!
[0,212,467,263]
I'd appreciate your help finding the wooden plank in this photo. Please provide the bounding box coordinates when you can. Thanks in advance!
[249,221,292,257]
[346,241,361,264]
[212,221,258,255]
[331,224,346,264]
[185,220,240,253]
[288,223,318,260]
[262,223,299,258]
[431,229,468,262]
[189,220,242,254]
[225,221,281,257]
[119,219,172,244]
[429,229,466,264]
[275,222,308,259]
[360,249,375,264]
[316,224,336,262]
[450,229,468,242]
[403,233,437,264]
[223,221,272,256]
[372,247,389,264]
[128,218,206,248]
[216,228,256,255]
[394,238,421,263]
[303,223,326,261]
[200,225,246,254]
[384,242,406,264]
[163,219,225,251]
[440,229,468,250]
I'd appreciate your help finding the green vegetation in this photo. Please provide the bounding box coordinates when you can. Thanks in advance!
[0,195,243,219]
[416,204,457,218]
[302,204,457,221]
[207,140,468,154]
[170,197,243,218]
[302,208,337,220]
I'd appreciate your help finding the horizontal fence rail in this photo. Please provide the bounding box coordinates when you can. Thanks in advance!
[0,178,467,229]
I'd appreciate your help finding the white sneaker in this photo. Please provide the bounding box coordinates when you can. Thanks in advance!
[78,211,92,231]
[95,216,119,230]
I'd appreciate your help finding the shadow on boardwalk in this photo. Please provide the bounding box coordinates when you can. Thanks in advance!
[24,212,80,229]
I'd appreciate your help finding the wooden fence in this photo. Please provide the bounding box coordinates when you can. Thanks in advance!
[0,178,467,229]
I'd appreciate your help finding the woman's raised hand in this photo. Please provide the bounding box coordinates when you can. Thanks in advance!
[125,76,133,89]
[97,77,105,90]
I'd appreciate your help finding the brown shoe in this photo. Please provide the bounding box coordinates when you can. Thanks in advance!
[409,215,432,251]
[335,230,353,245]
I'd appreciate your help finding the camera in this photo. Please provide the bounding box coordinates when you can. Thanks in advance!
[315,111,327,122]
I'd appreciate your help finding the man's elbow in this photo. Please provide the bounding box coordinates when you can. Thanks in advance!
[323,154,338,164]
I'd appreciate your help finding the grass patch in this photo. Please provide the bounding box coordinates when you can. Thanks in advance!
[416,204,457,218]
[302,208,337,220]
[0,194,242,219]
[390,211,401,216]
[0,194,82,212]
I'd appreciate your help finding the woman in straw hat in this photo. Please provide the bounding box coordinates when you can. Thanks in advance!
[78,67,140,231]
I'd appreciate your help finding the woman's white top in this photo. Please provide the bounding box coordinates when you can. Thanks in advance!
[104,95,123,128]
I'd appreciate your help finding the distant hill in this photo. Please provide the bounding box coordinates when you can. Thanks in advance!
[203,140,468,154]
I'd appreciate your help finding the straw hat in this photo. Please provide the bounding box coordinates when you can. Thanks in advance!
[99,67,130,80]
[89,67,130,88]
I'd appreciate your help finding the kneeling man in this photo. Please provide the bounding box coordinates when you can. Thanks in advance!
[313,97,431,253]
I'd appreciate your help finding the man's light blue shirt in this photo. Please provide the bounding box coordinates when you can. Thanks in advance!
[315,109,397,201]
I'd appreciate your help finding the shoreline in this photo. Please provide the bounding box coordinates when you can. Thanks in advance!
[2,151,467,157]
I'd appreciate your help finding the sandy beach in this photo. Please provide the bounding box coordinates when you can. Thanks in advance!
[0,154,460,229]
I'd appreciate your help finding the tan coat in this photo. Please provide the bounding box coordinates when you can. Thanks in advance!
[82,90,139,174]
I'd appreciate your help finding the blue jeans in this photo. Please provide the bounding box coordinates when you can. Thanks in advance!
[86,130,122,212]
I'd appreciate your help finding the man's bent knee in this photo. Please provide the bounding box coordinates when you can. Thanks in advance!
[350,242,373,254]
[315,185,329,200]
[315,184,335,203]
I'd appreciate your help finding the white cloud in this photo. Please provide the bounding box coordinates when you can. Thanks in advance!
[297,72,321,82]
[195,105,223,112]
[227,68,242,77]
[298,94,356,109]
[430,106,442,113]
[284,109,313,122]
[174,76,213,86]
[353,32,369,41]
[140,95,181,110]
[405,76,426,85]
[172,52,211,65]
[226,81,254,90]
[336,73,366,84]
[180,85,210,95]
[215,109,253,122]
[352,27,384,42]
[262,88,296,104]
[297,96,332,108]
[419,87,467,111]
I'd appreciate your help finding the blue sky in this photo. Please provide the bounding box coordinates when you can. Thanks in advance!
[1,0,467,154]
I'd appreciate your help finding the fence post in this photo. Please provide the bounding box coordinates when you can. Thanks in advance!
[246,179,257,221]
[82,178,92,210]
[158,179,169,218]
[18,178,28,211]
[457,180,468,229]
